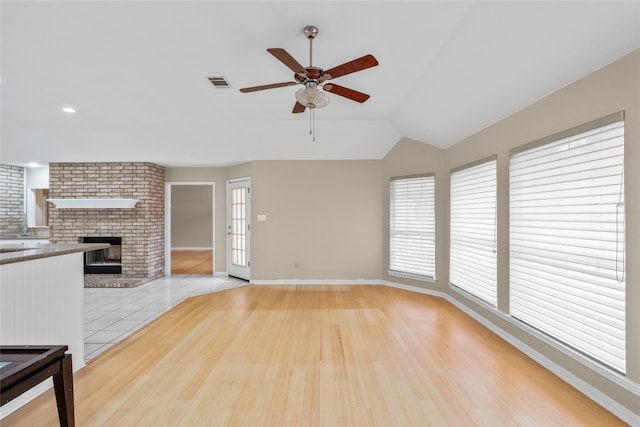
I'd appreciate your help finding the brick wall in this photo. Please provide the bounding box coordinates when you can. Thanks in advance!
[0,164,25,236]
[49,162,165,279]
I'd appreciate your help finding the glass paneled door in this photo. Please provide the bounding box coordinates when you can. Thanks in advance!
[227,178,251,280]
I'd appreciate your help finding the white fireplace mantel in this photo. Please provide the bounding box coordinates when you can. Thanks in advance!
[47,198,138,209]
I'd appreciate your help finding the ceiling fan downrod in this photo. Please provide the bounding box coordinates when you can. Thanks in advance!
[303,25,318,67]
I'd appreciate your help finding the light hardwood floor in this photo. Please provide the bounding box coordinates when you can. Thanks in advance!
[3,285,624,426]
[171,249,213,275]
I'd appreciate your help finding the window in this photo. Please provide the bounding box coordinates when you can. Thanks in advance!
[509,112,625,372]
[449,157,497,306]
[389,174,436,280]
[230,186,247,267]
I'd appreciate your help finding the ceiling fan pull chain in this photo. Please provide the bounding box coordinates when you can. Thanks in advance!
[308,108,316,142]
[309,109,317,142]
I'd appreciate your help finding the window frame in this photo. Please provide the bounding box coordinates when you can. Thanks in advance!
[508,111,626,373]
[449,155,498,307]
[388,173,436,282]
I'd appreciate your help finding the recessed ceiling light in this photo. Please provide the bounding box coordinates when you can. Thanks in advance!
[62,106,76,114]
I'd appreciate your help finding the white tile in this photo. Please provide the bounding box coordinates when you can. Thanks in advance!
[85,329,126,344]
[83,275,246,361]
[103,319,144,331]
[84,343,107,356]
[85,319,118,330]
[124,311,161,321]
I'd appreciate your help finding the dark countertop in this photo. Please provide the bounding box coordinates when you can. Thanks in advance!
[0,232,50,240]
[0,243,110,265]
[0,237,49,241]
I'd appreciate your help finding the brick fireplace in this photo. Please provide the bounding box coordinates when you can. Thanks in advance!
[48,162,165,285]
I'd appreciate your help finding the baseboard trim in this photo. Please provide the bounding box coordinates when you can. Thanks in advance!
[380,280,447,298]
[0,358,86,419]
[250,279,381,286]
[214,271,229,277]
[171,247,214,251]
[0,381,51,419]
[383,279,640,426]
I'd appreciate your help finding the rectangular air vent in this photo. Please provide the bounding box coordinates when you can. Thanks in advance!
[207,76,231,88]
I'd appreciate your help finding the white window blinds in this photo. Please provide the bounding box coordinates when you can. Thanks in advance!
[389,174,436,280]
[450,158,497,306]
[509,113,625,373]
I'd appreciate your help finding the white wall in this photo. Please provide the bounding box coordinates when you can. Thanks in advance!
[25,166,49,187]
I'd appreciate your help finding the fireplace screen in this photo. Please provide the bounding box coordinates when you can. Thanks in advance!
[83,237,122,274]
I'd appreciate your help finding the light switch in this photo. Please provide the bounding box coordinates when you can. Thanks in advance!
[257,214,267,222]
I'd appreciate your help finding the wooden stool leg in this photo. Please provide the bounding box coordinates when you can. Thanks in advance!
[53,354,75,427]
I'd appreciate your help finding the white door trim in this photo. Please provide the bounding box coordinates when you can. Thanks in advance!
[26,185,49,228]
[165,182,215,275]
[226,177,251,280]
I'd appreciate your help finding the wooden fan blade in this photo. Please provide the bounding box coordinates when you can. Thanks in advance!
[239,82,297,93]
[292,102,306,114]
[321,54,378,80]
[323,83,370,103]
[267,48,306,73]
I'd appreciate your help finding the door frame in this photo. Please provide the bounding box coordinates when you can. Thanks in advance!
[165,182,215,275]
[26,185,49,228]
[226,177,251,280]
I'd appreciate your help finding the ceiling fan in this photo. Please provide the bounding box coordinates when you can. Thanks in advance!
[239,25,379,114]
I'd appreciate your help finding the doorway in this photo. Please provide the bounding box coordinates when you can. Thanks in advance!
[227,178,251,280]
[26,186,50,227]
[165,183,215,275]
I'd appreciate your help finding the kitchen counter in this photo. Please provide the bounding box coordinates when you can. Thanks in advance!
[0,243,109,265]
[0,241,108,418]
[0,236,49,240]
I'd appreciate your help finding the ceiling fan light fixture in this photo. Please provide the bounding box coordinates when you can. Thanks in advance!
[295,82,329,109]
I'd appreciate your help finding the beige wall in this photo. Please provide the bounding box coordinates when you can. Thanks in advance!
[170,185,213,248]
[382,49,640,419]
[246,160,383,281]
[167,160,383,281]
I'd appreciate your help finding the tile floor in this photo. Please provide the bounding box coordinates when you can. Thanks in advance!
[84,275,247,361]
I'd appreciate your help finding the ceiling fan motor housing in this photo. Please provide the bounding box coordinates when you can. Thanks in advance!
[294,67,325,84]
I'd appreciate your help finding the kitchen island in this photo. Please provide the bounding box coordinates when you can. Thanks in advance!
[0,242,108,418]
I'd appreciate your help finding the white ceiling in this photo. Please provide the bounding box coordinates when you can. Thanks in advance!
[1,1,639,167]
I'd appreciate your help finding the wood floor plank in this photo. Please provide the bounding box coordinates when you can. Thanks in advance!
[2,285,625,426]
[171,249,213,275]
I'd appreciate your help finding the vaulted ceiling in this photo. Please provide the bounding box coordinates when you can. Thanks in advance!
[1,1,639,167]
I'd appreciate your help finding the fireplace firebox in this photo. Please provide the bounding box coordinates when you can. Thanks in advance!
[82,237,122,274]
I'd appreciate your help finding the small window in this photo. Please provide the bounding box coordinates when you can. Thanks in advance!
[389,174,436,281]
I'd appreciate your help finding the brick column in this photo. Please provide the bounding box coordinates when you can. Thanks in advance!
[0,164,25,236]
